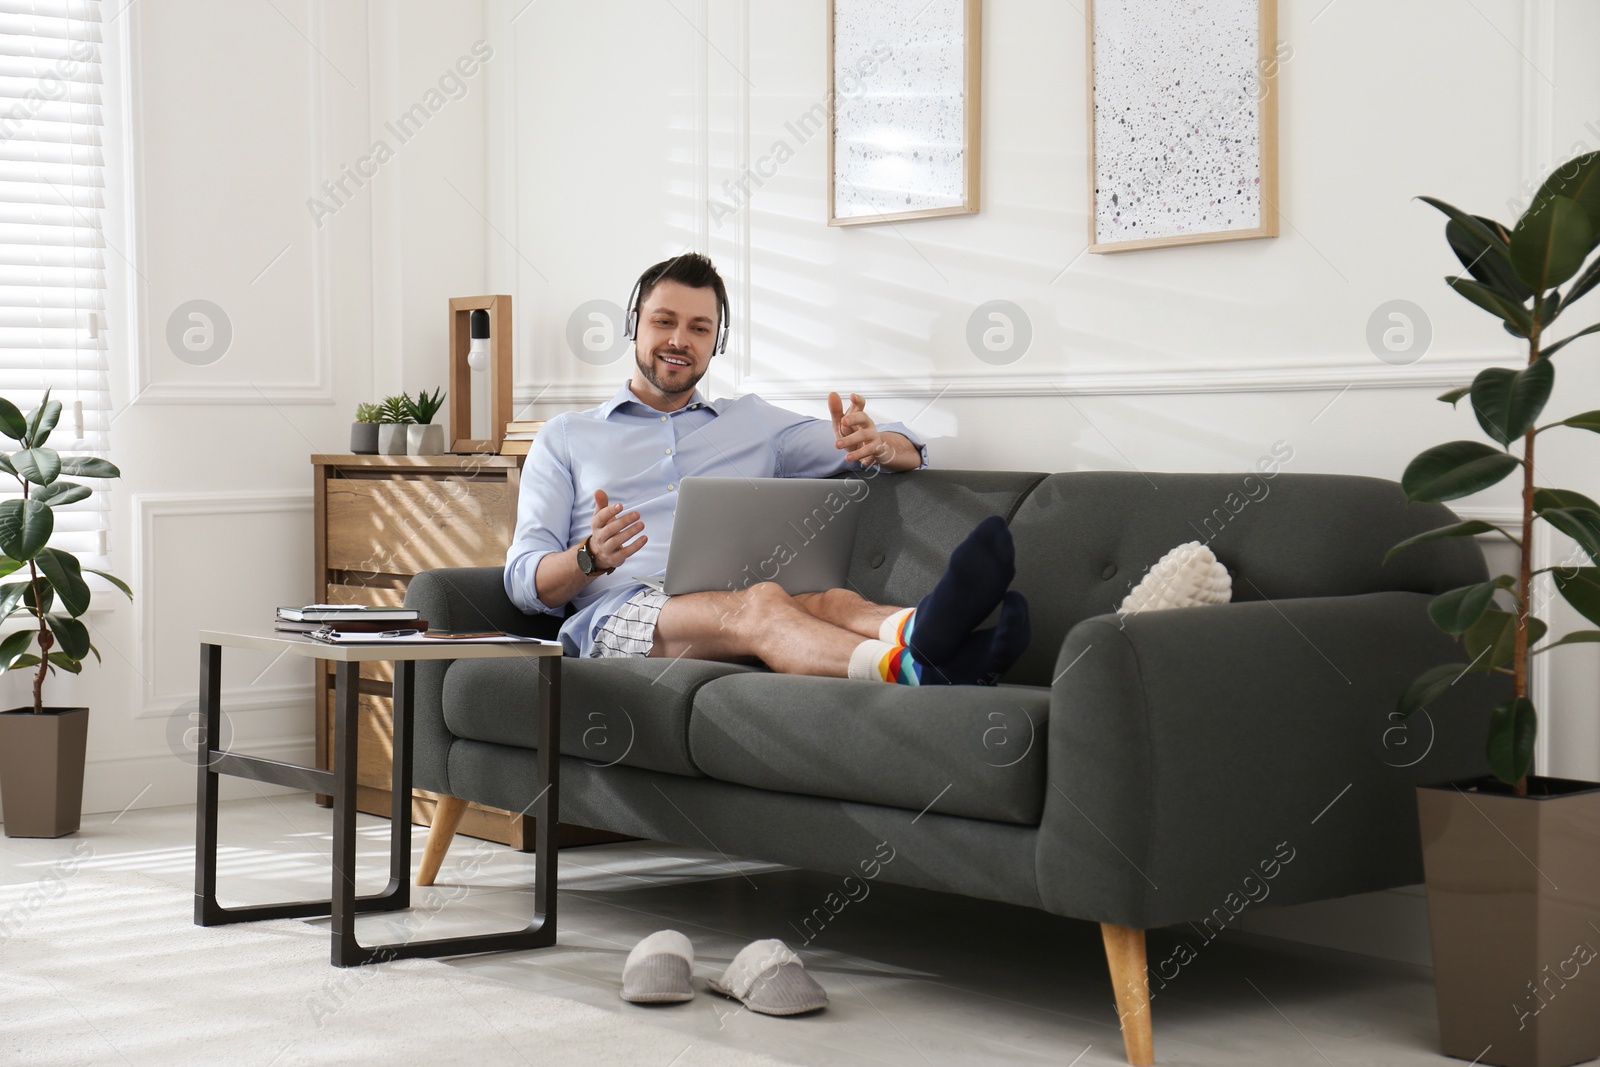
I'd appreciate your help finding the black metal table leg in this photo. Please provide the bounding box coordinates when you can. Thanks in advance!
[194,646,408,926]
[329,653,561,966]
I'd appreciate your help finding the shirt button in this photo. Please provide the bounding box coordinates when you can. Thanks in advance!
[660,415,667,422]
[664,448,672,455]
[668,483,676,491]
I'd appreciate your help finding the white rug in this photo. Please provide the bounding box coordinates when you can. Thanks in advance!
[0,872,794,1066]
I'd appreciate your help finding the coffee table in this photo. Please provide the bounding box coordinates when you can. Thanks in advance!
[192,629,563,966]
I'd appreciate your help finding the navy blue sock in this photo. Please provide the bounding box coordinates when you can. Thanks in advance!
[905,515,1015,666]
[916,591,1032,686]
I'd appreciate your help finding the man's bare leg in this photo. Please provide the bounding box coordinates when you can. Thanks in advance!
[650,582,866,677]
[791,588,900,639]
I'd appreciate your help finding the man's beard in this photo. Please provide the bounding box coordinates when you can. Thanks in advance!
[635,346,707,396]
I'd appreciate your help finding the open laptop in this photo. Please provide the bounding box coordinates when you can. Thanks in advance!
[633,476,866,595]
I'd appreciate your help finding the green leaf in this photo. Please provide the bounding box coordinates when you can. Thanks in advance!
[33,548,89,617]
[1463,610,1548,671]
[1386,520,1507,563]
[1420,197,1513,257]
[83,568,132,599]
[1447,276,1533,336]
[1533,629,1600,653]
[0,580,30,620]
[1554,410,1600,434]
[1512,195,1593,291]
[7,653,38,669]
[56,456,120,479]
[29,480,88,506]
[22,393,59,449]
[1469,361,1554,446]
[1429,580,1507,634]
[1535,151,1600,230]
[1542,321,1600,358]
[23,579,52,616]
[11,447,60,487]
[1401,441,1522,503]
[1447,216,1535,302]
[0,557,20,580]
[1553,569,1600,627]
[1538,506,1600,564]
[1487,697,1537,785]
[1438,385,1472,405]
[1534,487,1600,512]
[1397,662,1474,717]
[0,453,15,477]
[45,613,89,659]
[0,628,32,671]
[0,398,25,442]
[0,498,53,561]
[1563,258,1600,309]
[44,651,81,674]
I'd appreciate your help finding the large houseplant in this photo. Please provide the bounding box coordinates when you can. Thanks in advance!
[0,390,131,838]
[1390,154,1600,1067]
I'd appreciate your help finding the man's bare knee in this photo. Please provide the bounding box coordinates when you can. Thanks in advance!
[740,581,801,633]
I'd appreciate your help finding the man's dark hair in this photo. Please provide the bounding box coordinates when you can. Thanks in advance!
[630,253,729,338]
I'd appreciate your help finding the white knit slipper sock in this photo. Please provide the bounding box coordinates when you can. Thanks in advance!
[706,939,828,1016]
[621,929,696,1003]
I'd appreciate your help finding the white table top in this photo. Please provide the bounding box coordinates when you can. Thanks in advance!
[198,630,564,662]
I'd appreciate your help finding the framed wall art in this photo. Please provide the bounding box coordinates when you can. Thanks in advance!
[828,0,981,226]
[1087,0,1281,253]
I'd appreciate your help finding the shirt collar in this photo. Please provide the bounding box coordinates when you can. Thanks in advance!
[596,380,719,419]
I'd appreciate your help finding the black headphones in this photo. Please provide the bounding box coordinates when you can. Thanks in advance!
[623,265,730,355]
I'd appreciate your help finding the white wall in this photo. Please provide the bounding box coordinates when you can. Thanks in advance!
[9,0,1598,964]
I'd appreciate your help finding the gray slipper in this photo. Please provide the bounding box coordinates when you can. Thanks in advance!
[706,939,828,1016]
[621,929,695,1003]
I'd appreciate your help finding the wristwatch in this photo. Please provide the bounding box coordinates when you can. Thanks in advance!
[576,535,614,577]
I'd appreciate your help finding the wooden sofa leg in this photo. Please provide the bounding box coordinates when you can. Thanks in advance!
[1101,923,1154,1066]
[417,795,469,886]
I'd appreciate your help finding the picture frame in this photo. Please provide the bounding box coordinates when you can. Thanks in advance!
[827,0,982,227]
[1087,0,1280,254]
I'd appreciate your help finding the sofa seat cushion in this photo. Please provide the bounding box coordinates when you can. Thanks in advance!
[442,655,761,777]
[687,675,1050,825]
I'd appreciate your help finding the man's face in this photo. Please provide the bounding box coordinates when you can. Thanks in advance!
[631,279,720,400]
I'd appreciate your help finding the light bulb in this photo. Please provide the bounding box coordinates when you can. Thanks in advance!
[467,309,490,372]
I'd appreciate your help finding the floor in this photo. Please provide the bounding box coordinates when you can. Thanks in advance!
[0,795,1472,1066]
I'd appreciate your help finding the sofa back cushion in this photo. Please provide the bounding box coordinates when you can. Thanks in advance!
[839,469,1489,689]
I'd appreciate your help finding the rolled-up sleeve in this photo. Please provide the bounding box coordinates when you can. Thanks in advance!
[768,400,929,478]
[504,417,575,615]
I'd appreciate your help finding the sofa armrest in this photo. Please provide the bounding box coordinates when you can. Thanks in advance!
[1036,590,1504,930]
[404,568,562,796]
[404,567,562,639]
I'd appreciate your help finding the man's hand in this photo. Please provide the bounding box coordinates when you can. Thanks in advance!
[828,391,896,466]
[587,489,647,573]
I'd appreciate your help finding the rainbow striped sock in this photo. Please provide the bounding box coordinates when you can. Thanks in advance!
[878,607,915,647]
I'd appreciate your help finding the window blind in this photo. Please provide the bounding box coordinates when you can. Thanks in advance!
[0,0,111,560]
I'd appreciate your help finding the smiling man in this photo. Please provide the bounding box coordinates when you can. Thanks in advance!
[505,253,1030,685]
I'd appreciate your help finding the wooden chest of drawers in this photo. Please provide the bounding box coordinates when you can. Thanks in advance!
[310,454,535,847]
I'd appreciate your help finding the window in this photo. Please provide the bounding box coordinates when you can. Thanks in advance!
[0,0,111,558]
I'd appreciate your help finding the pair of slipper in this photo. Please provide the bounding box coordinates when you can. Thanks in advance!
[620,930,828,1016]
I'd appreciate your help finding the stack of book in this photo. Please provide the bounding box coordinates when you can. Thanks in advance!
[275,604,426,634]
[499,419,545,457]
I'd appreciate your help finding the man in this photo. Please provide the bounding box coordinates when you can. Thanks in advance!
[506,253,1029,685]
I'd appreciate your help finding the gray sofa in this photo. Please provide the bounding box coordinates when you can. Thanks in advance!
[406,469,1504,1064]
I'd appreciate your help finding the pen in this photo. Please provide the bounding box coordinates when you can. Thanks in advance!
[380,629,420,638]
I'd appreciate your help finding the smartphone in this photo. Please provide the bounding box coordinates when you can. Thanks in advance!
[425,631,504,640]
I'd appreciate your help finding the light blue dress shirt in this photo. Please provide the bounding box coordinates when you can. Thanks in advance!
[504,381,929,657]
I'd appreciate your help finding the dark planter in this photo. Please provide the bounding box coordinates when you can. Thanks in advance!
[0,706,90,838]
[350,422,379,454]
[1418,776,1600,1067]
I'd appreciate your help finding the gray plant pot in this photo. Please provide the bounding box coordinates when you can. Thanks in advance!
[377,424,408,455]
[350,422,379,454]
[0,707,90,838]
[407,423,445,456]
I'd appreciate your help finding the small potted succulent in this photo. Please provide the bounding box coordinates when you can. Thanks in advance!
[0,390,133,838]
[1390,151,1600,1067]
[375,395,412,456]
[403,387,446,456]
[350,402,381,455]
